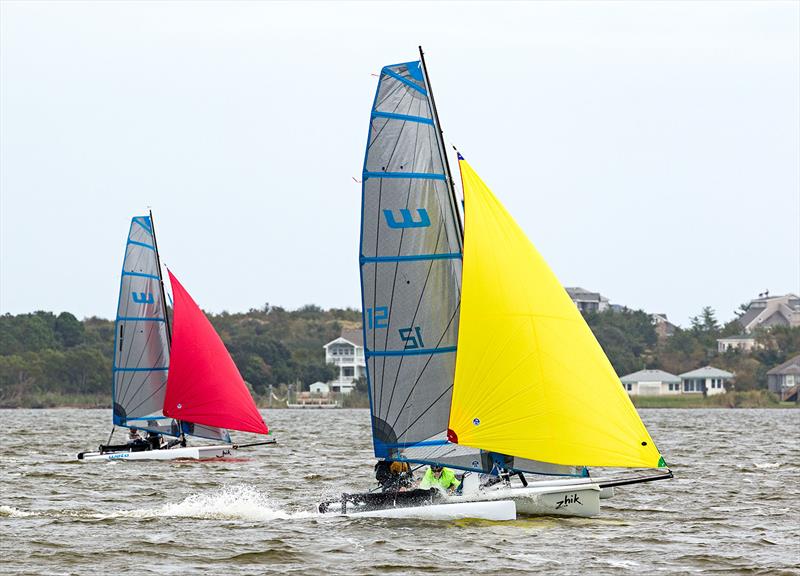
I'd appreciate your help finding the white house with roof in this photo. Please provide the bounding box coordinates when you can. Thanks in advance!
[717,334,758,353]
[323,329,366,395]
[620,369,682,396]
[679,366,734,396]
[737,293,800,333]
[309,381,330,395]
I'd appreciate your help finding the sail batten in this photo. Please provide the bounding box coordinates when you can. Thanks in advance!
[450,159,664,469]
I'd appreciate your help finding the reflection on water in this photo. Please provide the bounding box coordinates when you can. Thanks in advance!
[0,408,798,575]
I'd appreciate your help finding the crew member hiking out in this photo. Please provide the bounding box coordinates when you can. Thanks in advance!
[419,464,460,493]
[374,460,414,492]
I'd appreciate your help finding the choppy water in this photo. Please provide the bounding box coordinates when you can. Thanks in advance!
[0,408,798,575]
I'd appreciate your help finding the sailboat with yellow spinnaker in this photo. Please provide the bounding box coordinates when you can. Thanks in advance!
[318,46,671,520]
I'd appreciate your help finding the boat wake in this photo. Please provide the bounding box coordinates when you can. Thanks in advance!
[115,485,315,522]
[2,486,316,523]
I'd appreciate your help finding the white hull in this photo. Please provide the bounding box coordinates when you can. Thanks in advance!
[498,476,614,499]
[321,479,607,520]
[78,444,235,462]
[472,482,602,518]
[350,499,516,521]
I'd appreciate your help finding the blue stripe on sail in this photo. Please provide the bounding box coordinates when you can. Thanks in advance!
[389,455,486,474]
[382,67,427,95]
[132,217,153,236]
[361,253,461,264]
[128,240,155,251]
[371,111,433,125]
[366,346,457,358]
[118,422,181,438]
[113,367,169,372]
[124,415,168,421]
[363,171,445,181]
[116,316,165,322]
[122,271,160,280]
[380,451,587,478]
[384,439,450,448]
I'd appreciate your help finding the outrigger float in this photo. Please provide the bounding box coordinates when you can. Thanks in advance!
[77,212,273,462]
[319,47,672,520]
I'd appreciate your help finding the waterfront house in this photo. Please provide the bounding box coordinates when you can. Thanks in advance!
[717,334,758,353]
[737,293,800,333]
[565,287,610,314]
[679,366,734,396]
[310,381,330,395]
[323,329,366,395]
[766,355,800,401]
[620,369,682,396]
[652,314,677,339]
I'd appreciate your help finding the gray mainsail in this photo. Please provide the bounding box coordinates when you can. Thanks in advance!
[112,216,173,434]
[360,56,581,477]
[112,215,229,442]
[360,59,469,467]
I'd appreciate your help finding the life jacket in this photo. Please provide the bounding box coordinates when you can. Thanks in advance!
[419,467,460,490]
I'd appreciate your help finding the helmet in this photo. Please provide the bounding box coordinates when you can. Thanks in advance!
[390,461,409,474]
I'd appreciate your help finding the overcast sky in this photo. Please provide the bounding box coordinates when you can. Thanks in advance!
[1,1,798,327]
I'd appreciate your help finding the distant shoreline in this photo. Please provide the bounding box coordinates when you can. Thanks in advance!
[1,390,795,410]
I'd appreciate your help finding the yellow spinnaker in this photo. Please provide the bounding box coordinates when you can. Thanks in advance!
[449,159,664,469]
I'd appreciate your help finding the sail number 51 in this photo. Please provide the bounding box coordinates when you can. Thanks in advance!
[399,327,425,349]
[368,307,424,349]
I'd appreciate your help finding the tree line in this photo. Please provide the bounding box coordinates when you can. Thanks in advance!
[0,305,359,407]
[0,303,797,407]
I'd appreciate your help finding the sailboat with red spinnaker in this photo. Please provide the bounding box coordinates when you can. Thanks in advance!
[78,212,272,462]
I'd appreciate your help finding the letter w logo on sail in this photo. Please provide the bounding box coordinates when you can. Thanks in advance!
[383,208,430,229]
[132,292,154,304]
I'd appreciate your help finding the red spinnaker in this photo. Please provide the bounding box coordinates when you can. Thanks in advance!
[163,270,268,435]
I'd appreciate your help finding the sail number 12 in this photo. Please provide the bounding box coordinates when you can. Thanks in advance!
[366,306,389,329]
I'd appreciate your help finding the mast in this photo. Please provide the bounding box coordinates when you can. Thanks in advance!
[418,46,464,244]
[148,209,172,347]
[149,209,184,438]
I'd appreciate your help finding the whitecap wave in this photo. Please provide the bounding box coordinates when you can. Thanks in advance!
[0,505,35,518]
[113,485,316,522]
[754,462,782,469]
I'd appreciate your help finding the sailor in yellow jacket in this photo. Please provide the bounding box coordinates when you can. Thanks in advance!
[418,464,460,493]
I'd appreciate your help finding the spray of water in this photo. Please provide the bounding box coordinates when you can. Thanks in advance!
[114,484,317,521]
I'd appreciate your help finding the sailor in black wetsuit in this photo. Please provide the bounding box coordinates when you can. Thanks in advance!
[163,434,187,449]
[146,431,164,450]
[126,427,149,452]
[374,460,414,492]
